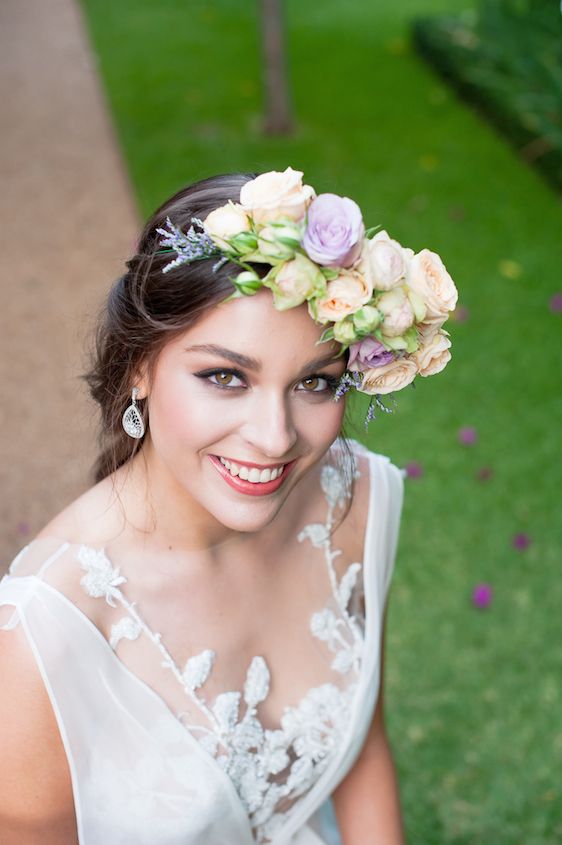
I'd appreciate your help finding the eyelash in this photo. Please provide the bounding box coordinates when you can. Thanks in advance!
[193,368,340,395]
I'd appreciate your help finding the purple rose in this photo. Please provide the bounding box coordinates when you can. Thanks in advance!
[302,193,364,268]
[347,337,395,371]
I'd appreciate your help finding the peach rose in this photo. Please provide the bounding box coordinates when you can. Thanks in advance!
[416,314,447,345]
[203,201,250,249]
[406,249,458,320]
[239,167,315,224]
[360,357,419,395]
[357,230,411,291]
[313,270,373,323]
[412,330,452,376]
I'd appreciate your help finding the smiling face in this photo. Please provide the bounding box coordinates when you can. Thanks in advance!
[135,288,347,538]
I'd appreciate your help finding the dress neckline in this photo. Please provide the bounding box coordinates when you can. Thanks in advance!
[4,449,390,844]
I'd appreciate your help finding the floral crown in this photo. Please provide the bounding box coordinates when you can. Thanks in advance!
[156,167,458,428]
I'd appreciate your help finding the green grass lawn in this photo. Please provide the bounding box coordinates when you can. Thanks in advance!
[80,1,562,841]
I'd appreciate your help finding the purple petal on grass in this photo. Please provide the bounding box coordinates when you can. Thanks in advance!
[405,462,423,479]
[451,304,470,322]
[476,466,493,481]
[472,583,493,609]
[458,426,477,445]
[549,292,562,313]
[512,533,531,551]
[448,205,466,223]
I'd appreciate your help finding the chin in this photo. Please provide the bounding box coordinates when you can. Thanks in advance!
[207,481,297,533]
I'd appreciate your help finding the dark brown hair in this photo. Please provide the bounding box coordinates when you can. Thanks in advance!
[82,172,356,515]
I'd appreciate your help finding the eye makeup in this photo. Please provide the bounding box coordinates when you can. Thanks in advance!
[193,367,341,395]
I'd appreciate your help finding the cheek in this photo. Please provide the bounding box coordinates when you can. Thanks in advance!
[147,372,238,453]
[296,396,345,447]
[146,370,201,450]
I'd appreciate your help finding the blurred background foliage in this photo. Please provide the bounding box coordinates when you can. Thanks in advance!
[80,1,561,842]
[414,0,562,191]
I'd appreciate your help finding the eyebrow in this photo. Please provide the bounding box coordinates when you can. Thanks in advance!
[183,343,344,374]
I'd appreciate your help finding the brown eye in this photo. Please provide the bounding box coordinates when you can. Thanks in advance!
[214,371,234,386]
[301,376,320,391]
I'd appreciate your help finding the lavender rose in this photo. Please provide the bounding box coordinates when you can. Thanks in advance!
[302,193,364,268]
[347,337,396,371]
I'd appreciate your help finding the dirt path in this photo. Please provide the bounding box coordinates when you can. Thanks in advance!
[0,0,139,570]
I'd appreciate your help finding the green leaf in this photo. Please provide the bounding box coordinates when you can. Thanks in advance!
[318,326,335,343]
[230,232,258,252]
[223,288,244,303]
[275,236,301,248]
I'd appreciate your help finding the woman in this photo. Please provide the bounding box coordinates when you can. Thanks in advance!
[0,168,456,844]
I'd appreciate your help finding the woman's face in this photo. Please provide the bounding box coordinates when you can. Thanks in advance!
[138,289,347,536]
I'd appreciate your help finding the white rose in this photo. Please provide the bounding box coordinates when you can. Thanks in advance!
[377,286,415,338]
[412,330,452,376]
[240,167,315,224]
[357,230,410,291]
[313,270,373,324]
[360,357,418,395]
[204,201,250,249]
[406,249,458,320]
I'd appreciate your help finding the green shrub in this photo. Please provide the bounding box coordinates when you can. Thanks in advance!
[413,0,562,191]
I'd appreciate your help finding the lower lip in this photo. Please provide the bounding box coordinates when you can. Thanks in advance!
[208,456,297,497]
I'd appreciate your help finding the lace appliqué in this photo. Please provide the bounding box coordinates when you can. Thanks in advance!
[298,463,364,677]
[75,458,364,844]
[110,616,142,650]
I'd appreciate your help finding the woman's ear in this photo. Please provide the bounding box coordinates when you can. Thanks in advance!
[132,360,150,400]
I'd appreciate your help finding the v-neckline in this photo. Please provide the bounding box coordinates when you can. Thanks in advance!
[22,570,368,844]
[11,447,385,844]
[24,572,257,843]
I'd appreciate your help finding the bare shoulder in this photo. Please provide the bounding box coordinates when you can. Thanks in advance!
[34,470,127,548]
[0,624,78,840]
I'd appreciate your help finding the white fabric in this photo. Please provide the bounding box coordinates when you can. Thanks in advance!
[0,441,404,844]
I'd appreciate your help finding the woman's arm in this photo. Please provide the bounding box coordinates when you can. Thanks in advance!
[0,624,79,843]
[331,610,406,844]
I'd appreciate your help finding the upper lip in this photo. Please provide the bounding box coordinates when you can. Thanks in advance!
[215,456,289,470]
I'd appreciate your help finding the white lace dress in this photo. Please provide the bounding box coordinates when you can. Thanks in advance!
[0,442,404,844]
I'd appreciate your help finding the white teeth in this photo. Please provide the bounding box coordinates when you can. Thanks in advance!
[218,457,284,484]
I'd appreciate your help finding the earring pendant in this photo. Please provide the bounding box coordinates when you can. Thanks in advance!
[122,387,145,439]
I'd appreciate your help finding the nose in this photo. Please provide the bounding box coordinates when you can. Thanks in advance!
[239,390,298,459]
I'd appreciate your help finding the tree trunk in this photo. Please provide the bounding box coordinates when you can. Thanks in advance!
[260,0,294,135]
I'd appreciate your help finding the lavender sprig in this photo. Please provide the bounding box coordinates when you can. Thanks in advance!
[375,393,397,414]
[334,369,364,401]
[363,393,397,430]
[156,216,221,273]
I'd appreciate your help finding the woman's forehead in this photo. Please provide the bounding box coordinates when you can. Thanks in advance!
[169,290,342,364]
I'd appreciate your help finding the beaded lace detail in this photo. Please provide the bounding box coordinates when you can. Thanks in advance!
[76,459,365,843]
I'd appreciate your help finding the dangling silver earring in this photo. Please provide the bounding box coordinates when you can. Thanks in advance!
[122,387,145,439]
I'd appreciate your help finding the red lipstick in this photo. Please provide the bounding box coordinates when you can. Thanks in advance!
[208,456,296,497]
